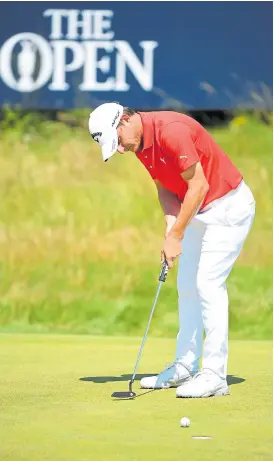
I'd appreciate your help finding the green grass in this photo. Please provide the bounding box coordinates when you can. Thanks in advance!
[0,113,272,337]
[0,334,272,461]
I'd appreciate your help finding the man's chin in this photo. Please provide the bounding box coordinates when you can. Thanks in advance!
[118,147,133,154]
[118,144,138,154]
[117,147,125,154]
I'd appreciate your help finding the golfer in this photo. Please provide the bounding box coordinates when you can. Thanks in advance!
[88,103,255,398]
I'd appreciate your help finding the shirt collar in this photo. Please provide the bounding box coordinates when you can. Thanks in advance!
[137,112,154,152]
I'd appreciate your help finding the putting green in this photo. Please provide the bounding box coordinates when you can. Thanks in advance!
[0,335,272,461]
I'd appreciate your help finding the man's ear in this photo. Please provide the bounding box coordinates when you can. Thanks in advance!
[120,114,130,124]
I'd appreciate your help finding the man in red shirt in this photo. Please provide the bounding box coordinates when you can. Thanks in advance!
[89,103,255,398]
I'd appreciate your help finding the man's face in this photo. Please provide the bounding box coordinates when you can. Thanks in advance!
[116,116,142,154]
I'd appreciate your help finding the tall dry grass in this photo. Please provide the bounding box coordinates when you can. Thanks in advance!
[0,113,272,338]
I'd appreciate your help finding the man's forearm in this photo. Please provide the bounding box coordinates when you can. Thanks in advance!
[168,183,209,239]
[157,186,181,232]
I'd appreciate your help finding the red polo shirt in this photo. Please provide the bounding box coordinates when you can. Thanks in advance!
[136,111,243,210]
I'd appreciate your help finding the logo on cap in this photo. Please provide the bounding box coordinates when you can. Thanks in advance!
[91,131,102,143]
[112,110,121,127]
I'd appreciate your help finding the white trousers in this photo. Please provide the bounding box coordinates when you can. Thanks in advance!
[176,180,255,379]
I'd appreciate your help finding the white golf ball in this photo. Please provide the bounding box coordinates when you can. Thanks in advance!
[180,417,190,427]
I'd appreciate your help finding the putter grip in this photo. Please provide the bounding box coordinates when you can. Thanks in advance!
[159,261,169,282]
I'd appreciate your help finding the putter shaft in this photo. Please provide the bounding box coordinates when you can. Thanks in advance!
[130,280,164,386]
[112,262,168,399]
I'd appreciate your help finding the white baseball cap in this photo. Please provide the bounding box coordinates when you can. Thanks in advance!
[88,103,124,162]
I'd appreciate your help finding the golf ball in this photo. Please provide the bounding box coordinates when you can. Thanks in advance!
[180,417,190,427]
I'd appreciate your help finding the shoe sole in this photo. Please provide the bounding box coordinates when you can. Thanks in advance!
[140,375,194,390]
[176,386,230,398]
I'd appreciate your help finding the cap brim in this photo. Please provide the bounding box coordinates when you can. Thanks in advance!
[100,130,118,162]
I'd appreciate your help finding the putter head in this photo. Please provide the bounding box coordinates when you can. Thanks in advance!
[111,391,136,399]
[111,379,136,399]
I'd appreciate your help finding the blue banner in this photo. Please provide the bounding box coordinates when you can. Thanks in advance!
[0,1,272,110]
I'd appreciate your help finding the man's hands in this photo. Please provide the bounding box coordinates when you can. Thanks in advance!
[161,233,183,269]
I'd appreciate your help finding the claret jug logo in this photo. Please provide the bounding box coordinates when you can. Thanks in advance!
[0,9,158,93]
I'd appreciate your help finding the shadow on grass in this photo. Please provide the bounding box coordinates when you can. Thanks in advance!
[80,374,245,386]
[227,375,245,385]
[80,373,157,383]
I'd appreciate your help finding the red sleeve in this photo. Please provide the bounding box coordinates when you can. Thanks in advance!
[160,122,199,172]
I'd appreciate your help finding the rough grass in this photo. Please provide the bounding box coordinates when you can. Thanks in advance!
[0,113,272,338]
[0,334,272,461]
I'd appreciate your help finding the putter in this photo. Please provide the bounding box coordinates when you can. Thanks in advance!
[111,260,169,399]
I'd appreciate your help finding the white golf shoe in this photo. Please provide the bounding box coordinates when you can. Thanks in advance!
[176,368,229,398]
[140,361,194,389]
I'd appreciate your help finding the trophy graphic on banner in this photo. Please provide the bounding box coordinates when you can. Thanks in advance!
[17,40,36,91]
